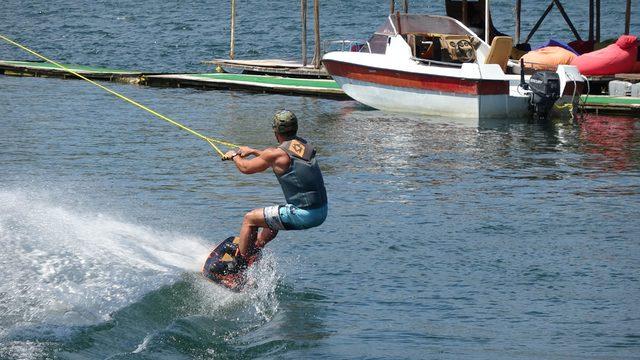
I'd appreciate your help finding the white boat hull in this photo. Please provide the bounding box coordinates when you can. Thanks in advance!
[334,75,531,119]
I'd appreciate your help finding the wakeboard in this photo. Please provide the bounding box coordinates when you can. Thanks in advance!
[202,236,261,291]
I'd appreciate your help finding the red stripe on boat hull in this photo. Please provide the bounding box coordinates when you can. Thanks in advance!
[323,59,509,96]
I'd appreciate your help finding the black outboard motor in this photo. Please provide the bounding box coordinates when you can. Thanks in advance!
[528,71,561,121]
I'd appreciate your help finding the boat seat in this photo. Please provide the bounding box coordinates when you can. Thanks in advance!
[485,36,513,72]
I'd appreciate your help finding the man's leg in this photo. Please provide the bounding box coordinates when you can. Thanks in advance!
[257,227,278,249]
[238,208,271,257]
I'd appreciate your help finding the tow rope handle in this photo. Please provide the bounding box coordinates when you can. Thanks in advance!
[221,150,243,161]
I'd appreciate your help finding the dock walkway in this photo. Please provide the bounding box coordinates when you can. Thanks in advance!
[0,60,346,99]
[0,60,142,81]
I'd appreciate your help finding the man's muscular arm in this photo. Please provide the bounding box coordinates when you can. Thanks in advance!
[230,147,280,174]
[238,146,261,158]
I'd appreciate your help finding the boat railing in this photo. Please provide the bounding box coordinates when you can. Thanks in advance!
[323,40,371,54]
[410,56,464,68]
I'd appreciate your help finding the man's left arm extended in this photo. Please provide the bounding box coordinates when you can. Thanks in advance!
[238,146,261,157]
[224,148,275,174]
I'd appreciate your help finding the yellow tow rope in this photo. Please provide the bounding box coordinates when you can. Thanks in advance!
[553,103,574,121]
[0,33,239,157]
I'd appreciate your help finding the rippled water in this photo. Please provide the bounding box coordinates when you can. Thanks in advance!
[1,1,640,359]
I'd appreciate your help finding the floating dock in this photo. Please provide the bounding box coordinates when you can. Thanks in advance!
[1,59,639,114]
[580,95,640,114]
[142,73,346,99]
[0,59,346,99]
[0,60,142,82]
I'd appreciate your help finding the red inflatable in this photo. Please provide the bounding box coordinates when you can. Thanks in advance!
[570,35,638,75]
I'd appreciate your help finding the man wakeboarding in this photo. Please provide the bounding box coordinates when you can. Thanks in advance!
[220,109,328,273]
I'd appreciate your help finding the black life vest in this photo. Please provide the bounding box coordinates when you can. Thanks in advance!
[275,137,328,209]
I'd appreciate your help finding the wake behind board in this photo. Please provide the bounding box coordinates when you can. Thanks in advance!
[202,236,261,291]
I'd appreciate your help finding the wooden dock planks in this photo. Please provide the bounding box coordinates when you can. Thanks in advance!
[0,59,347,99]
[0,60,142,82]
[202,59,331,78]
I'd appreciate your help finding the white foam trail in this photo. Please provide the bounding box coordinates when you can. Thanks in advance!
[189,249,282,318]
[0,190,210,333]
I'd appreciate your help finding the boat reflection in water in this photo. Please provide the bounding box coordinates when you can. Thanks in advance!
[578,114,639,172]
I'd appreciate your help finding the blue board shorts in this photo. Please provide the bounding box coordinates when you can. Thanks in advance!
[263,204,328,231]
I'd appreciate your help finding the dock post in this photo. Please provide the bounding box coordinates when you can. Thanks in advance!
[484,0,490,43]
[390,0,394,14]
[596,0,600,42]
[403,0,408,13]
[462,0,469,26]
[589,0,594,41]
[312,0,321,69]
[624,0,631,35]
[230,0,236,59]
[301,0,307,66]
[514,0,521,44]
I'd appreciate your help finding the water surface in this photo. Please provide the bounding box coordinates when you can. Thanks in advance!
[1,1,639,359]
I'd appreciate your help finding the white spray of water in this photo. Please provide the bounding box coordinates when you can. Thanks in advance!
[0,190,211,333]
[0,189,283,359]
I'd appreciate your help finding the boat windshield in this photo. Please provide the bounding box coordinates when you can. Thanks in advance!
[377,14,475,37]
[364,14,477,55]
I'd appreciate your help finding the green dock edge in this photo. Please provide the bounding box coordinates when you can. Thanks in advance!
[187,73,341,89]
[581,95,640,106]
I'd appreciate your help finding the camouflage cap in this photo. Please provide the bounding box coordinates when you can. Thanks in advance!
[272,110,298,134]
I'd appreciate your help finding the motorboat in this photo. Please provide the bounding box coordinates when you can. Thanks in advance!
[322,14,584,120]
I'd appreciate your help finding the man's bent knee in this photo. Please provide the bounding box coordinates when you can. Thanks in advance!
[243,208,268,227]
